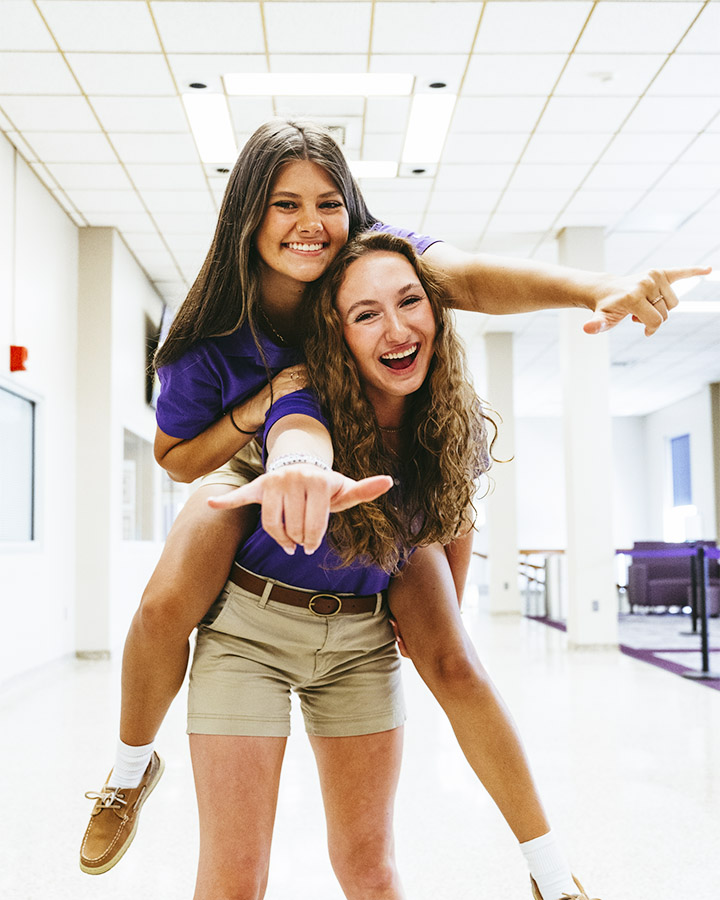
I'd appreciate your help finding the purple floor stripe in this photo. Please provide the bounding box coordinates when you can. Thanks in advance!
[525,615,720,692]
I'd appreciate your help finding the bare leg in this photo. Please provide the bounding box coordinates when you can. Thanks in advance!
[389,543,551,843]
[310,728,405,900]
[190,734,286,900]
[120,485,254,745]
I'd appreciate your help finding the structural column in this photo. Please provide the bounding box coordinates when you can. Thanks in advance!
[75,228,115,657]
[557,227,618,647]
[484,332,521,614]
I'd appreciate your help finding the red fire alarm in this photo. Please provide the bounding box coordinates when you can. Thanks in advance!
[10,345,28,372]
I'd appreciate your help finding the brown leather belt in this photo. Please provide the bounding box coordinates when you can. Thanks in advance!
[229,564,383,617]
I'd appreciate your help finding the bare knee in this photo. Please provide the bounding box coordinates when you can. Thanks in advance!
[332,846,399,899]
[416,643,491,698]
[135,580,198,642]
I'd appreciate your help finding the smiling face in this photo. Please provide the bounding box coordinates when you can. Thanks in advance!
[254,159,350,290]
[336,251,438,419]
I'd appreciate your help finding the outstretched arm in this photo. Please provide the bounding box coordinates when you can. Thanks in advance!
[424,241,711,337]
[154,364,307,482]
[208,413,393,555]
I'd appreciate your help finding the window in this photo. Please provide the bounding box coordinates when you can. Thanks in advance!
[0,386,35,542]
[122,429,155,540]
[670,434,692,507]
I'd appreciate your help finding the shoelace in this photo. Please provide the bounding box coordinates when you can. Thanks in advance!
[84,786,128,809]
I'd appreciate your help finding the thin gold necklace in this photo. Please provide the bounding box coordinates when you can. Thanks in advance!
[259,306,288,346]
[379,423,404,433]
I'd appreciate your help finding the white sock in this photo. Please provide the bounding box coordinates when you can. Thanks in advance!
[520,830,577,900]
[110,739,155,789]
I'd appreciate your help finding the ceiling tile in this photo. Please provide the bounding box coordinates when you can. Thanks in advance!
[0,94,99,131]
[422,212,489,234]
[677,4,720,53]
[91,96,187,133]
[0,52,79,95]
[65,53,175,96]
[362,133,405,159]
[427,190,501,214]
[555,53,667,97]
[604,230,670,272]
[85,210,156,231]
[680,134,720,164]
[229,98,276,136]
[601,132,693,164]
[576,1,702,54]
[6,131,37,161]
[537,96,636,133]
[616,208,697,234]
[264,2,372,54]
[0,108,10,130]
[170,54,267,94]
[272,55,367,75]
[110,132,198,165]
[623,96,720,133]
[365,97,411,133]
[65,189,147,214]
[37,1,160,52]
[464,55,566,96]
[523,132,612,164]
[0,2,55,51]
[372,2,481,54]
[360,190,428,214]
[565,189,646,214]
[496,190,574,214]
[46,161,132,190]
[140,190,215,214]
[151,1,265,54]
[151,211,218,235]
[509,163,591,191]
[488,212,555,233]
[359,176,434,194]
[442,132,527,165]
[125,163,208,190]
[433,163,514,192]
[475,1,592,54]
[452,97,546,133]
[22,131,116,163]
[557,210,619,229]
[648,55,720,97]
[581,163,668,192]
[369,54,466,93]
[654,163,720,191]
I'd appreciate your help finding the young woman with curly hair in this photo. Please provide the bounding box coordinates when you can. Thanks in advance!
[186,232,491,900]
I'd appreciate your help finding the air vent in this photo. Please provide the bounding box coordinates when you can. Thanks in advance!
[325,124,346,145]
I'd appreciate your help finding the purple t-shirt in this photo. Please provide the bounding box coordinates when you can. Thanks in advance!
[235,388,391,595]
[155,223,439,440]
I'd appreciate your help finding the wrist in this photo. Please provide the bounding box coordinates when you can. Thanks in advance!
[228,406,258,435]
[266,453,332,473]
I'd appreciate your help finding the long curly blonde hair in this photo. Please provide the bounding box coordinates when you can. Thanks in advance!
[304,231,496,573]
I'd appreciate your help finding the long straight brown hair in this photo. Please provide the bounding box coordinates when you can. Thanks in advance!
[155,119,377,370]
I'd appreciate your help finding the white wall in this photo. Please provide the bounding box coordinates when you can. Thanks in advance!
[0,138,79,684]
[643,387,716,541]
[0,135,166,685]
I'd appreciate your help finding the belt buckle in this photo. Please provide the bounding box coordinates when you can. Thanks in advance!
[308,593,343,617]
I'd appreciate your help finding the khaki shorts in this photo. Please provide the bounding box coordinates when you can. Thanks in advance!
[199,439,264,489]
[187,575,405,738]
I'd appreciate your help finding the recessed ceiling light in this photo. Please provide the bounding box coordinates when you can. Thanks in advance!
[224,72,413,96]
[189,82,207,90]
[429,81,447,89]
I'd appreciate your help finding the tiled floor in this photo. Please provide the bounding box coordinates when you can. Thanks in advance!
[3,591,720,899]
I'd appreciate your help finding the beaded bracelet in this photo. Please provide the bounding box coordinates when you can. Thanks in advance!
[266,453,332,473]
[228,407,257,435]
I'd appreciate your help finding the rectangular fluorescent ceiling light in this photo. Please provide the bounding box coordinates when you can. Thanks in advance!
[348,160,398,179]
[182,94,237,164]
[224,73,413,96]
[402,94,456,165]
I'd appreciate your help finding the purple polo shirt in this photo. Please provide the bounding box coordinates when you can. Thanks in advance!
[155,223,439,440]
[236,389,392,595]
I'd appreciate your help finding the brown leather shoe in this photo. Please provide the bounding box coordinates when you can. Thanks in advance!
[80,752,164,875]
[531,874,600,900]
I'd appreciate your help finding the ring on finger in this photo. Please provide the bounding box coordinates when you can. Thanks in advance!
[649,294,665,306]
